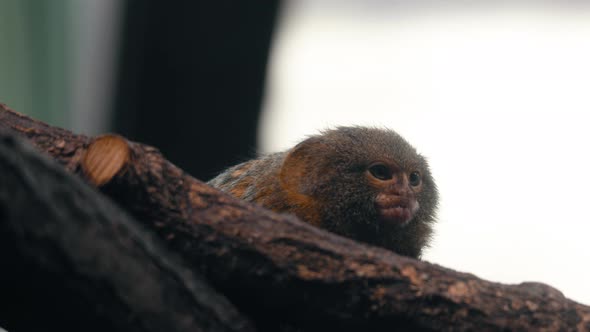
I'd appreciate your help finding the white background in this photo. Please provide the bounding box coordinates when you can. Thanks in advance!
[260,1,590,305]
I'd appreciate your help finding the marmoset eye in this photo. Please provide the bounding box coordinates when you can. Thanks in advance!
[368,164,392,180]
[409,171,421,187]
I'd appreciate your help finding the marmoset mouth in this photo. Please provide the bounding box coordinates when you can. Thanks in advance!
[375,195,419,226]
[378,206,413,224]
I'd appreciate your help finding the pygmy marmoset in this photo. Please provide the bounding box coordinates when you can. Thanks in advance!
[208,126,438,258]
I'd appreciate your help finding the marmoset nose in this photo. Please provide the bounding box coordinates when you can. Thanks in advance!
[388,174,412,195]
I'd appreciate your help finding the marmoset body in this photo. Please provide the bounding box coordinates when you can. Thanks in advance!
[208,127,438,258]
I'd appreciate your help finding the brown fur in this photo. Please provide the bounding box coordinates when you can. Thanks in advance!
[208,126,438,258]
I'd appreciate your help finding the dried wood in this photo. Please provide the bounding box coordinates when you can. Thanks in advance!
[1,103,589,331]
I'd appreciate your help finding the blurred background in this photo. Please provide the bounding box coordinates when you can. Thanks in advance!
[1,0,589,310]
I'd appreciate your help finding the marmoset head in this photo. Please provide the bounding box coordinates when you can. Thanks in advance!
[280,126,438,257]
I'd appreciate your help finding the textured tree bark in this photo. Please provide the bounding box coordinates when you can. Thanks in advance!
[0,132,255,332]
[1,102,590,331]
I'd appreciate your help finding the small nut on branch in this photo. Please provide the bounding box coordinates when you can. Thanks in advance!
[82,134,130,186]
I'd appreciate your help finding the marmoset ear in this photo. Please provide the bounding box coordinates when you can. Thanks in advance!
[279,137,331,197]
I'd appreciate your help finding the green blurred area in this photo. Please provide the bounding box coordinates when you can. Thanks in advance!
[0,0,72,128]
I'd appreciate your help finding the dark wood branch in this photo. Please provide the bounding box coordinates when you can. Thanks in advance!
[0,131,255,332]
[2,103,590,331]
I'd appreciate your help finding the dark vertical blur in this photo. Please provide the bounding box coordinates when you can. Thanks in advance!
[113,0,282,180]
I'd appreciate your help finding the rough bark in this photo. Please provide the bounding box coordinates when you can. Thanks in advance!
[1,103,589,331]
[0,132,254,332]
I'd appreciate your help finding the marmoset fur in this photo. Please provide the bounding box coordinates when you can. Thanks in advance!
[208,126,438,258]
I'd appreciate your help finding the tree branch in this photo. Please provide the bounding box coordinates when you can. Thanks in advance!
[1,103,589,331]
[0,131,254,332]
